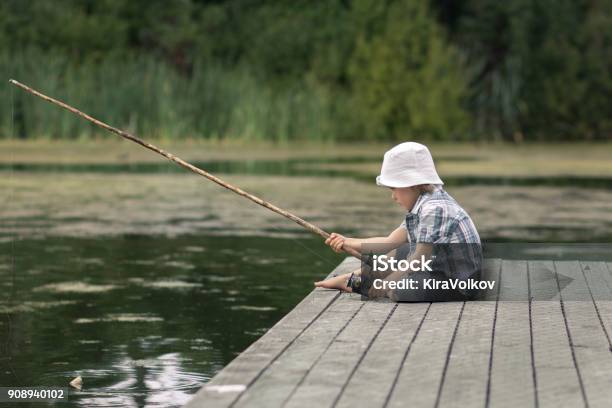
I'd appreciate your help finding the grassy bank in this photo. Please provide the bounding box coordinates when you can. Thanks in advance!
[2,139,612,178]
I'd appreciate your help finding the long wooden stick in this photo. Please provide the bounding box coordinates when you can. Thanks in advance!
[9,79,363,260]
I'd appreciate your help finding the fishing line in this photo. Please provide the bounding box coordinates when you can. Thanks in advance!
[264,223,339,269]
[8,79,364,261]
[5,82,19,381]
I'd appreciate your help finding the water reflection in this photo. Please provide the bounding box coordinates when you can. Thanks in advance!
[0,234,343,407]
[73,353,205,407]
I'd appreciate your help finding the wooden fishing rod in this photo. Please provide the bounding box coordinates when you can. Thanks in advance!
[9,79,364,260]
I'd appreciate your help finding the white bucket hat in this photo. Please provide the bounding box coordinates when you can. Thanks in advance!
[376,142,443,188]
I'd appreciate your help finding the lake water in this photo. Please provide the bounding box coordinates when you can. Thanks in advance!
[0,234,343,407]
[2,156,612,407]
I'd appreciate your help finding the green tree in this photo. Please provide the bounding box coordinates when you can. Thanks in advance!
[578,0,612,139]
[348,0,470,141]
[454,0,612,141]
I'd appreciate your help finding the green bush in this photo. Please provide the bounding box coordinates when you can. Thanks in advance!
[348,0,470,141]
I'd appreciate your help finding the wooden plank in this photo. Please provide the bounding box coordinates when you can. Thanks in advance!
[186,258,612,408]
[334,303,430,408]
[385,302,464,408]
[436,301,496,407]
[498,259,529,301]
[529,259,560,301]
[556,260,590,301]
[437,260,501,407]
[580,261,612,348]
[529,260,583,408]
[326,257,361,279]
[284,301,396,408]
[479,258,502,301]
[555,261,612,408]
[581,261,612,300]
[488,260,535,408]
[232,294,364,407]
[184,257,358,408]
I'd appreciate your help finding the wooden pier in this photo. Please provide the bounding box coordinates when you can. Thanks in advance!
[184,258,612,408]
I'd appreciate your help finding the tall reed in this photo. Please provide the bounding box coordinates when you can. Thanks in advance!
[1,50,340,142]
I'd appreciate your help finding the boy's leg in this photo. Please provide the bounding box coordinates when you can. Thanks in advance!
[314,246,402,294]
[314,260,402,296]
[314,270,355,292]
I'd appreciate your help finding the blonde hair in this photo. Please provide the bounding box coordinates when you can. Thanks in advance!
[416,184,437,194]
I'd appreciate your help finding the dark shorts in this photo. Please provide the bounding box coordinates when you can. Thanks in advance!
[359,242,482,302]
[361,268,476,302]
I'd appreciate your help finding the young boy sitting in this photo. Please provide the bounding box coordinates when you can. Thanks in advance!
[314,142,481,302]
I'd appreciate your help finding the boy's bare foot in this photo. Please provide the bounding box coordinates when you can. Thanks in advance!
[314,273,352,292]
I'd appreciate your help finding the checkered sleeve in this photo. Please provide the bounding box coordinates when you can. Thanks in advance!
[417,203,451,244]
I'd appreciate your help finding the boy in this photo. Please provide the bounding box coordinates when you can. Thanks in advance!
[314,142,481,301]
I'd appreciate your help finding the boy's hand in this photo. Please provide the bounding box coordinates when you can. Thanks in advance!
[325,233,347,253]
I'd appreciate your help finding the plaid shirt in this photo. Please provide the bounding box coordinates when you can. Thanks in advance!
[400,187,480,244]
